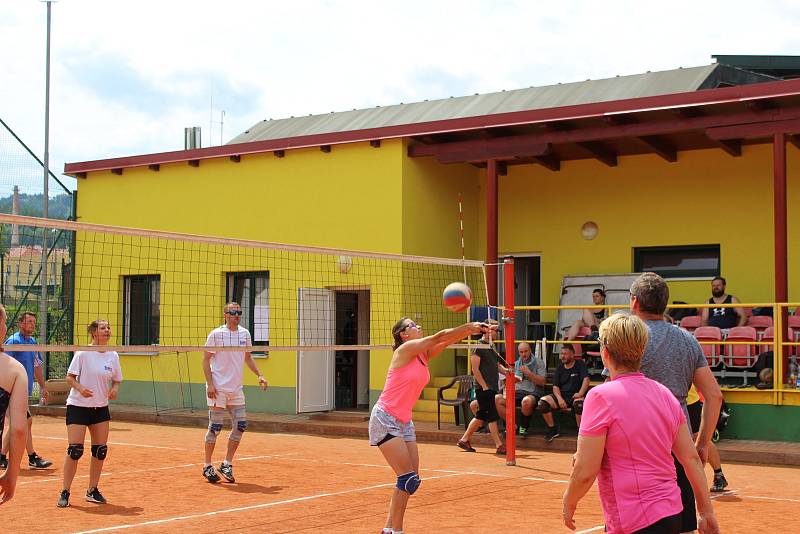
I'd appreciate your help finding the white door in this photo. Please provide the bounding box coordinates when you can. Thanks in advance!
[297,288,335,413]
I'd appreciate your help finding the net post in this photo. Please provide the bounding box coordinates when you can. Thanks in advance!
[502,257,516,466]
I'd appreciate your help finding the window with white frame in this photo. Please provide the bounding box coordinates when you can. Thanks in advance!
[123,275,160,345]
[226,271,269,346]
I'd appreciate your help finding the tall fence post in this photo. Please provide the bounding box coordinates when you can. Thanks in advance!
[503,257,516,466]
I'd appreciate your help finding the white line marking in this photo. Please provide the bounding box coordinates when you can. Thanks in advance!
[72,473,464,533]
[18,455,282,486]
[711,490,800,504]
[33,435,185,451]
[574,526,604,534]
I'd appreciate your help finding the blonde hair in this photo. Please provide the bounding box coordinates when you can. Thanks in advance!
[598,313,649,372]
[87,319,109,342]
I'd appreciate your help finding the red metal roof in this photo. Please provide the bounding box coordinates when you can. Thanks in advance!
[64,77,800,176]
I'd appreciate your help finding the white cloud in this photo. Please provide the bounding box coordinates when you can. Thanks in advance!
[1,0,799,197]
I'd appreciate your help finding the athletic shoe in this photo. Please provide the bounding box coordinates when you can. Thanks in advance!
[545,427,560,443]
[495,444,507,456]
[457,440,476,453]
[29,453,53,469]
[518,426,528,438]
[203,464,220,483]
[218,462,235,483]
[57,489,70,508]
[711,474,729,493]
[0,454,7,469]
[86,487,107,504]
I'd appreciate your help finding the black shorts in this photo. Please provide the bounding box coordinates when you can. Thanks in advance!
[687,401,702,435]
[475,388,498,423]
[673,454,698,532]
[632,511,682,534]
[514,390,540,407]
[66,405,111,426]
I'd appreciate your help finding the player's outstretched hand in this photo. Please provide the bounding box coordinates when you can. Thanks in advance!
[0,472,16,505]
[258,376,268,390]
[698,511,720,534]
[562,501,577,530]
[40,387,49,405]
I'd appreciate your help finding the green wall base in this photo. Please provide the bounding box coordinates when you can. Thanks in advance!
[721,403,800,442]
[117,380,296,414]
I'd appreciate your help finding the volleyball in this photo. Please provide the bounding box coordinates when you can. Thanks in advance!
[443,282,472,312]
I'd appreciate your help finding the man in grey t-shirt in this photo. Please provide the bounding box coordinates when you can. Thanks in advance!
[631,272,723,533]
[495,342,546,436]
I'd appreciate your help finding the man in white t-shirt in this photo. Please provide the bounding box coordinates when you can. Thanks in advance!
[202,302,268,483]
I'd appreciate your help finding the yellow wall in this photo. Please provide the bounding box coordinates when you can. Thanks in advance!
[76,141,408,393]
[491,144,800,322]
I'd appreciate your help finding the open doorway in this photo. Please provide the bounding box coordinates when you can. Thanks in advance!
[334,290,370,410]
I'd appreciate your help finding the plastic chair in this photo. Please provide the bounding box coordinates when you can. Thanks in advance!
[679,315,702,333]
[437,375,474,430]
[759,326,795,357]
[747,315,773,336]
[694,326,722,369]
[724,326,758,386]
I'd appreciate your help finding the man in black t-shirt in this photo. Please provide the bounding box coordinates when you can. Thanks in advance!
[457,328,507,455]
[701,277,747,330]
[538,345,589,442]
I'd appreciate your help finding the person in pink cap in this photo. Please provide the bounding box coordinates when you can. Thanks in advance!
[371,318,493,534]
[562,313,719,534]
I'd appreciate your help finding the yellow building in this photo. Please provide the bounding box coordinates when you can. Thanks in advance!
[65,58,800,440]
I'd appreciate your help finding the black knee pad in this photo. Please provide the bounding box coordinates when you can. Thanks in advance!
[91,444,108,460]
[67,443,84,460]
[538,398,552,414]
[573,399,584,415]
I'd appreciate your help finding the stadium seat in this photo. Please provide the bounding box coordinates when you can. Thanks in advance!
[759,326,796,357]
[693,326,722,370]
[679,315,702,333]
[724,326,758,386]
[747,315,773,336]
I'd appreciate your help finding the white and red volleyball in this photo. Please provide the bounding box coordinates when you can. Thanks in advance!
[443,282,472,313]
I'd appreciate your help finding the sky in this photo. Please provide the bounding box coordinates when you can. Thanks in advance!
[1,0,799,198]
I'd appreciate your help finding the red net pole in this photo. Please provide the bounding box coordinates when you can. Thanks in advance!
[503,257,516,466]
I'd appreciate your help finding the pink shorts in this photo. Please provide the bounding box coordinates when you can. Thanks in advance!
[207,388,246,408]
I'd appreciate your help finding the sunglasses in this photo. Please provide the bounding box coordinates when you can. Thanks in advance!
[225,310,243,316]
[404,321,420,330]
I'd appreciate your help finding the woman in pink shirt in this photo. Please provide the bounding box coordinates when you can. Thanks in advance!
[562,314,719,534]
[370,318,493,534]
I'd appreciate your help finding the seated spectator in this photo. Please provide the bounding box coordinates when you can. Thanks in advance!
[538,345,590,442]
[701,277,746,329]
[565,289,607,341]
[495,342,546,437]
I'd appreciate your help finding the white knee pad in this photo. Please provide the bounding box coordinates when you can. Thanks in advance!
[205,409,225,443]
[228,406,247,442]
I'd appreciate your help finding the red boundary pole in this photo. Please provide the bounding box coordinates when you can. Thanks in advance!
[503,257,516,466]
[773,133,789,381]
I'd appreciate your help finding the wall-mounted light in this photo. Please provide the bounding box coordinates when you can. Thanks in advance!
[581,221,599,241]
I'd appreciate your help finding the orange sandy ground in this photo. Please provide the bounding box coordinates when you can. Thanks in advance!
[2,416,798,533]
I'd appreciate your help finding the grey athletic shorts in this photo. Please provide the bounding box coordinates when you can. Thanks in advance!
[368,403,416,446]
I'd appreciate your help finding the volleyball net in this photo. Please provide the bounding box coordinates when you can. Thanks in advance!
[0,213,489,359]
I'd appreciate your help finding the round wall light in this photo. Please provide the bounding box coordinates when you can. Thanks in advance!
[581,221,599,241]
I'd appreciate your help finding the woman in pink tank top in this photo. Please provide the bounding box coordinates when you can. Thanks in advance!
[370,317,493,534]
[562,314,720,534]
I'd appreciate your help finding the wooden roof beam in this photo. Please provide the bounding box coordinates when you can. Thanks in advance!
[637,135,677,162]
[576,141,617,167]
[530,154,561,171]
[714,139,742,157]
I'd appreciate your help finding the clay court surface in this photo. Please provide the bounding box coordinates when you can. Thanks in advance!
[4,416,798,533]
